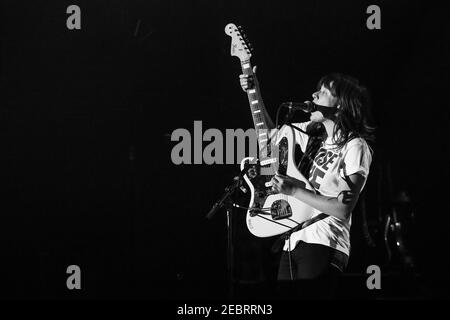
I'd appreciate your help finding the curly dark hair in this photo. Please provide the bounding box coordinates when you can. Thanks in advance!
[317,73,375,149]
[297,73,375,177]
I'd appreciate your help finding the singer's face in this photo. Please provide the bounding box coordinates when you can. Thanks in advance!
[310,83,338,122]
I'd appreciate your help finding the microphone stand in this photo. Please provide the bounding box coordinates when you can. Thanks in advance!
[276,102,297,130]
[206,170,246,299]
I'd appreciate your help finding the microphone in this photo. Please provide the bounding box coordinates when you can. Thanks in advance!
[281,101,315,113]
[278,100,315,128]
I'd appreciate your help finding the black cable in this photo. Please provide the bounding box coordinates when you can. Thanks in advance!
[288,236,294,280]
[288,123,309,135]
[275,103,283,130]
[276,103,311,135]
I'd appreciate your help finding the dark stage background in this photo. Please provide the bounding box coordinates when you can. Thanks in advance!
[0,0,449,299]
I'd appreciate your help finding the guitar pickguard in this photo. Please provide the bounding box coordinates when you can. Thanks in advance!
[243,137,293,220]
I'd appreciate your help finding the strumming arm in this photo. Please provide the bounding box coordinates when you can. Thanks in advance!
[272,172,366,220]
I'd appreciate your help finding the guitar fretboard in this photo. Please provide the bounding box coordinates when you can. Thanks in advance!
[241,60,270,155]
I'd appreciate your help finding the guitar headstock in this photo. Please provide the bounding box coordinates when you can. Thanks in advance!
[225,23,254,62]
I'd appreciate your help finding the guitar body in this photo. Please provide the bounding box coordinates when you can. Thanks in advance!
[240,125,316,237]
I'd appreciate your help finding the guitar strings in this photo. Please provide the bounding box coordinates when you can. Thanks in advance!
[252,214,296,229]
[249,75,294,221]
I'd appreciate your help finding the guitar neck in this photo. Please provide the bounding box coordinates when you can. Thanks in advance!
[240,60,269,135]
[226,23,275,164]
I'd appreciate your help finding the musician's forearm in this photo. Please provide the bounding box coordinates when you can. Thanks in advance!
[292,187,351,221]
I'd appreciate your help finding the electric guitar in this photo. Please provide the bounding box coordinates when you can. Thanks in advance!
[225,23,316,238]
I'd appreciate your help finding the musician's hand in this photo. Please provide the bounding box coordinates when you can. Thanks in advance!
[271,172,306,196]
[239,65,257,92]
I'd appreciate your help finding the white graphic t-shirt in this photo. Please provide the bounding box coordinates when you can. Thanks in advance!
[282,121,373,257]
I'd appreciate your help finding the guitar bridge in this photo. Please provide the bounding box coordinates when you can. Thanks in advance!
[271,199,292,220]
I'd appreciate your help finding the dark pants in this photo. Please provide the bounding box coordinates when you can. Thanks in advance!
[276,241,344,299]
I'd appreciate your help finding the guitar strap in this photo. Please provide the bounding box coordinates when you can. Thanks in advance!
[294,122,325,177]
[270,212,329,253]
